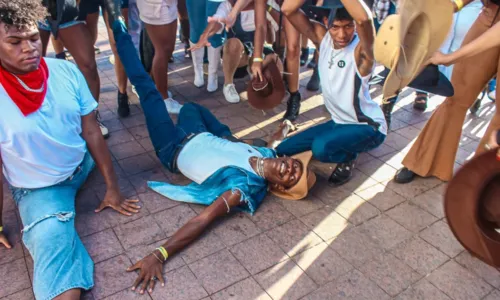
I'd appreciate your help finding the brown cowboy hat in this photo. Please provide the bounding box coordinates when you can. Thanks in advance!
[445,149,500,268]
[374,0,454,100]
[270,151,317,200]
[246,59,285,110]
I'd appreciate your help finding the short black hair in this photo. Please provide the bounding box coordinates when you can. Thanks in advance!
[333,7,354,22]
[0,0,48,30]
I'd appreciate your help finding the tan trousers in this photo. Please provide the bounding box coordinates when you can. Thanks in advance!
[402,2,500,181]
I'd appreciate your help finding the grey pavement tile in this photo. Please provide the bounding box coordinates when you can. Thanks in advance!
[419,221,464,258]
[0,258,31,298]
[180,231,226,264]
[248,199,294,231]
[455,251,500,288]
[138,191,180,214]
[483,290,500,300]
[299,209,350,241]
[153,205,197,238]
[92,255,137,299]
[395,279,451,300]
[357,215,412,250]
[386,202,438,233]
[82,229,123,263]
[212,213,261,247]
[103,289,151,300]
[149,266,208,300]
[114,216,166,250]
[2,289,34,300]
[210,277,271,300]
[356,183,406,211]
[266,219,323,256]
[410,187,446,219]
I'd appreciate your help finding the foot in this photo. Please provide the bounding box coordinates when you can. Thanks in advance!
[413,93,428,111]
[223,83,240,103]
[164,98,183,114]
[194,70,204,88]
[306,65,320,91]
[381,99,396,130]
[117,91,130,118]
[207,74,218,92]
[300,47,309,66]
[394,167,416,184]
[283,92,301,122]
[55,52,67,60]
[96,111,110,139]
[184,44,191,58]
[328,161,355,186]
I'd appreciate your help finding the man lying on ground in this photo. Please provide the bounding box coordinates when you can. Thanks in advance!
[0,0,141,299]
[102,0,316,294]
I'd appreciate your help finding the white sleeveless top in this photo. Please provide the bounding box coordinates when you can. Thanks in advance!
[318,33,387,135]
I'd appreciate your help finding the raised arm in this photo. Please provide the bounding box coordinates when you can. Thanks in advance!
[0,153,11,249]
[428,19,500,66]
[189,1,232,51]
[127,190,242,294]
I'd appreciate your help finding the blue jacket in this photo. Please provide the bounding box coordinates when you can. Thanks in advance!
[147,146,276,215]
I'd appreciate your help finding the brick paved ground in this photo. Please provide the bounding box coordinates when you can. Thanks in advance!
[1,19,499,300]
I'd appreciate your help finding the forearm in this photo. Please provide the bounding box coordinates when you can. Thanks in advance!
[340,0,372,24]
[230,0,253,16]
[448,20,500,64]
[201,22,224,41]
[82,116,119,190]
[253,0,268,58]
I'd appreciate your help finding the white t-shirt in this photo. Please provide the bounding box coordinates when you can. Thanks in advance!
[212,0,279,33]
[176,132,262,184]
[0,58,98,188]
[319,33,387,135]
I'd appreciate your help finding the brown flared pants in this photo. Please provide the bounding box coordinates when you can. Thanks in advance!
[402,2,500,182]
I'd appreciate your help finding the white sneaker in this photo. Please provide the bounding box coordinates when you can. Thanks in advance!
[168,90,173,98]
[164,98,183,114]
[131,85,138,97]
[109,54,115,65]
[223,84,240,103]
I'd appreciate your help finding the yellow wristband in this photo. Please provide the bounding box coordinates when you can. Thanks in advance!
[454,0,464,11]
[157,247,168,261]
[253,57,264,63]
[0,226,3,233]
[268,5,273,12]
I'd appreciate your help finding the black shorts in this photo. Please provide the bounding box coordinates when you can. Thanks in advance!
[77,0,129,20]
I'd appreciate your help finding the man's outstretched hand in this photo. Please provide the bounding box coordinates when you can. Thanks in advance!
[95,188,141,216]
[0,232,11,249]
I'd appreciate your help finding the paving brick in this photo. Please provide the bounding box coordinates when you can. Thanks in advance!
[92,255,137,299]
[114,216,165,250]
[419,221,464,258]
[386,202,438,233]
[391,237,449,275]
[395,279,451,300]
[0,258,31,298]
[266,219,323,256]
[212,213,261,247]
[153,205,197,238]
[149,266,208,300]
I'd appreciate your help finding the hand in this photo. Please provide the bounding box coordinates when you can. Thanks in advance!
[128,253,165,294]
[426,51,453,66]
[0,232,11,249]
[251,61,264,82]
[217,12,236,31]
[95,188,141,216]
[188,33,211,51]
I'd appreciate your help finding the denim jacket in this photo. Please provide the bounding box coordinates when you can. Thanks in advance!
[148,146,277,215]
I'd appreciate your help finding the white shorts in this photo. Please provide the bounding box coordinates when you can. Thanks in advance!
[137,0,178,25]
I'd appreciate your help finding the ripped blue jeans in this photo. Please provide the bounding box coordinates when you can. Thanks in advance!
[10,152,95,300]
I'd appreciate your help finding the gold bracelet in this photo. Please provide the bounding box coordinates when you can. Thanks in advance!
[152,251,164,263]
[253,57,264,63]
[156,246,169,261]
[454,0,464,11]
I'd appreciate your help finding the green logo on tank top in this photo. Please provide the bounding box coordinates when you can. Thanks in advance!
[338,60,346,68]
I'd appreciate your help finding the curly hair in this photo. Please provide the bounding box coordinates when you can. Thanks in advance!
[0,0,48,30]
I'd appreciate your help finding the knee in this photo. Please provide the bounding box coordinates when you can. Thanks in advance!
[311,138,331,162]
[76,57,98,77]
[281,0,299,17]
[286,42,300,58]
[224,38,243,55]
[24,213,76,249]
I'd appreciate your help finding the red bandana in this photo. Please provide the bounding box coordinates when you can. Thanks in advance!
[0,58,49,116]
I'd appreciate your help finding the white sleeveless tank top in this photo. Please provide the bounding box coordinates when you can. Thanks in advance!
[318,33,387,135]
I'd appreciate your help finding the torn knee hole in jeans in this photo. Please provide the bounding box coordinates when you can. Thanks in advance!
[22,211,75,233]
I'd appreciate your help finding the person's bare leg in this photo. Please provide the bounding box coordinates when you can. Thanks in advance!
[284,18,300,94]
[281,0,322,48]
[104,9,129,94]
[53,288,81,300]
[223,38,244,85]
[40,30,51,56]
[57,23,100,101]
[85,12,100,45]
[144,21,177,99]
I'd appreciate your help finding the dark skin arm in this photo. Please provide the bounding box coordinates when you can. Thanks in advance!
[80,113,141,215]
[188,18,224,51]
[0,153,11,249]
[128,190,242,294]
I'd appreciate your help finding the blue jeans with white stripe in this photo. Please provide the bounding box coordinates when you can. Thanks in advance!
[276,121,386,163]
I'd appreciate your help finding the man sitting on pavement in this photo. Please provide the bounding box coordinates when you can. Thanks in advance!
[0,1,141,299]
[274,0,387,185]
[102,0,315,294]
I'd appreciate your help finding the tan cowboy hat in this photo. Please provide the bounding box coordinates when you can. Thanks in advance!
[445,149,500,268]
[374,0,454,100]
[271,151,317,200]
[246,59,285,110]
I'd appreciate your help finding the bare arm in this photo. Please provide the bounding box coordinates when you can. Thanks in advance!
[0,152,11,249]
[81,113,140,216]
[128,190,242,294]
[429,20,500,66]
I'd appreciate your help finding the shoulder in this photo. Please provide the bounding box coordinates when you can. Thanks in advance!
[46,58,81,78]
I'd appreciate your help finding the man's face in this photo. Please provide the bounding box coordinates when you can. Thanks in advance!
[326,18,356,49]
[0,23,42,74]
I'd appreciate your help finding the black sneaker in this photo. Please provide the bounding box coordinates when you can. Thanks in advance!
[306,65,320,91]
[55,52,67,60]
[381,99,397,130]
[300,47,309,66]
[329,161,355,186]
[184,43,191,58]
[117,92,130,118]
[283,92,301,122]
[394,167,416,184]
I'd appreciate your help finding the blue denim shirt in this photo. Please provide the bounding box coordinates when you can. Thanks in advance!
[148,146,277,215]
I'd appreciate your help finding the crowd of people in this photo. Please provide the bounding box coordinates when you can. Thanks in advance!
[0,0,499,298]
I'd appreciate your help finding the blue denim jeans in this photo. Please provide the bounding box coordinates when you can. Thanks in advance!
[112,20,231,172]
[276,121,386,163]
[10,152,95,300]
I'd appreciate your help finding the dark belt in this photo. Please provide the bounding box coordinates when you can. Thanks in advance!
[171,133,199,173]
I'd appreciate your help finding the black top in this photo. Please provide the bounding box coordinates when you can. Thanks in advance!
[487,0,500,6]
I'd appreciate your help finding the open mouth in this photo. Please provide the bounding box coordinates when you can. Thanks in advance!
[280,161,286,176]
